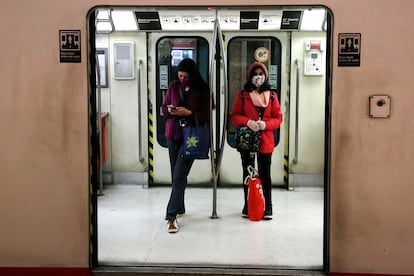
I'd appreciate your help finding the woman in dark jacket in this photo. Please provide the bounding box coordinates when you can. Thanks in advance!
[161,58,210,233]
[230,61,283,220]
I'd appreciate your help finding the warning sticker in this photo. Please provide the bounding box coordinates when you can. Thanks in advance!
[338,33,361,67]
[60,30,81,63]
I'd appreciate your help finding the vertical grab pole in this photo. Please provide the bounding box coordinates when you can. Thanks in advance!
[137,60,145,164]
[215,21,228,185]
[95,54,104,196]
[293,59,300,165]
[209,16,219,219]
[209,14,228,219]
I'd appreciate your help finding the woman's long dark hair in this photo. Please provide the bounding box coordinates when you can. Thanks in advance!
[175,58,209,93]
[243,65,271,92]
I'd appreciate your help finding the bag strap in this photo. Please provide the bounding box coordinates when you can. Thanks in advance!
[240,90,245,116]
[181,86,200,127]
[244,165,259,185]
[179,85,185,103]
[258,90,277,119]
[178,84,200,126]
[248,165,258,176]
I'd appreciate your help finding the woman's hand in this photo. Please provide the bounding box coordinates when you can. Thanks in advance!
[256,120,266,130]
[247,119,260,132]
[169,106,192,116]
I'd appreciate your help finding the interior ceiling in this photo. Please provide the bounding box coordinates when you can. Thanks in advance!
[96,7,327,33]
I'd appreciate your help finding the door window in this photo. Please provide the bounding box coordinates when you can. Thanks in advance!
[156,37,209,147]
[227,37,282,148]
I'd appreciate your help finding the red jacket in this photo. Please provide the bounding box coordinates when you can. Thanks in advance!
[230,90,283,153]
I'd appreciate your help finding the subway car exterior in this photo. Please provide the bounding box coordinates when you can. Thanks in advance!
[1,0,414,275]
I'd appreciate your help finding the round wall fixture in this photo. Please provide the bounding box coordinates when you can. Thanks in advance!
[254,47,270,62]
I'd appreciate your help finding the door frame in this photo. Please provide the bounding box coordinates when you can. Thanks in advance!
[87,6,334,272]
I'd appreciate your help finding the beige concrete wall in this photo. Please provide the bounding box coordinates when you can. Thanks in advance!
[0,0,91,267]
[1,0,414,274]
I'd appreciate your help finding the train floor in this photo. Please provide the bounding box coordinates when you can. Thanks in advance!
[97,184,324,273]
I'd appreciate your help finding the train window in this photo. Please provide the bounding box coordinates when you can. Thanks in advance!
[227,37,282,148]
[155,36,209,147]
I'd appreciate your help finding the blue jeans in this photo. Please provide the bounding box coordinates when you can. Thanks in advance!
[165,139,194,220]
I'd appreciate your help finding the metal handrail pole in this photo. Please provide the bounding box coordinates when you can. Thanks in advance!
[293,59,300,164]
[209,14,219,219]
[137,60,144,163]
[95,53,104,196]
[214,21,228,179]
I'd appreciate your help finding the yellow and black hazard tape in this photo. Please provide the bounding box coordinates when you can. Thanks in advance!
[148,112,154,186]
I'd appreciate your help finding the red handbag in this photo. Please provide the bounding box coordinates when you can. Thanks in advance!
[244,166,265,221]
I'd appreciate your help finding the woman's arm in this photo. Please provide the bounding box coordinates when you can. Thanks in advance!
[230,91,251,126]
[161,85,173,116]
[264,94,283,129]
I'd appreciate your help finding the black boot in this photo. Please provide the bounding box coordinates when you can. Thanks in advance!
[241,185,248,218]
[263,205,273,220]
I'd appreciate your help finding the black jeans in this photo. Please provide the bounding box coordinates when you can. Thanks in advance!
[240,151,273,211]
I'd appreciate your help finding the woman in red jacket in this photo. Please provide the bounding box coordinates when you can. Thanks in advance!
[230,62,283,220]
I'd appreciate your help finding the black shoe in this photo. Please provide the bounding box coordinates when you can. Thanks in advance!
[263,208,273,220]
[241,206,248,218]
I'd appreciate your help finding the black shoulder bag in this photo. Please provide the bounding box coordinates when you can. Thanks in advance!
[235,91,261,152]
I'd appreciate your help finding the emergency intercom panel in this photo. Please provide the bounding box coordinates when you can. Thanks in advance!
[369,95,391,118]
[304,40,324,76]
[113,41,135,79]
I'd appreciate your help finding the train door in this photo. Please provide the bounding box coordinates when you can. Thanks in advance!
[147,33,212,185]
[220,32,288,186]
